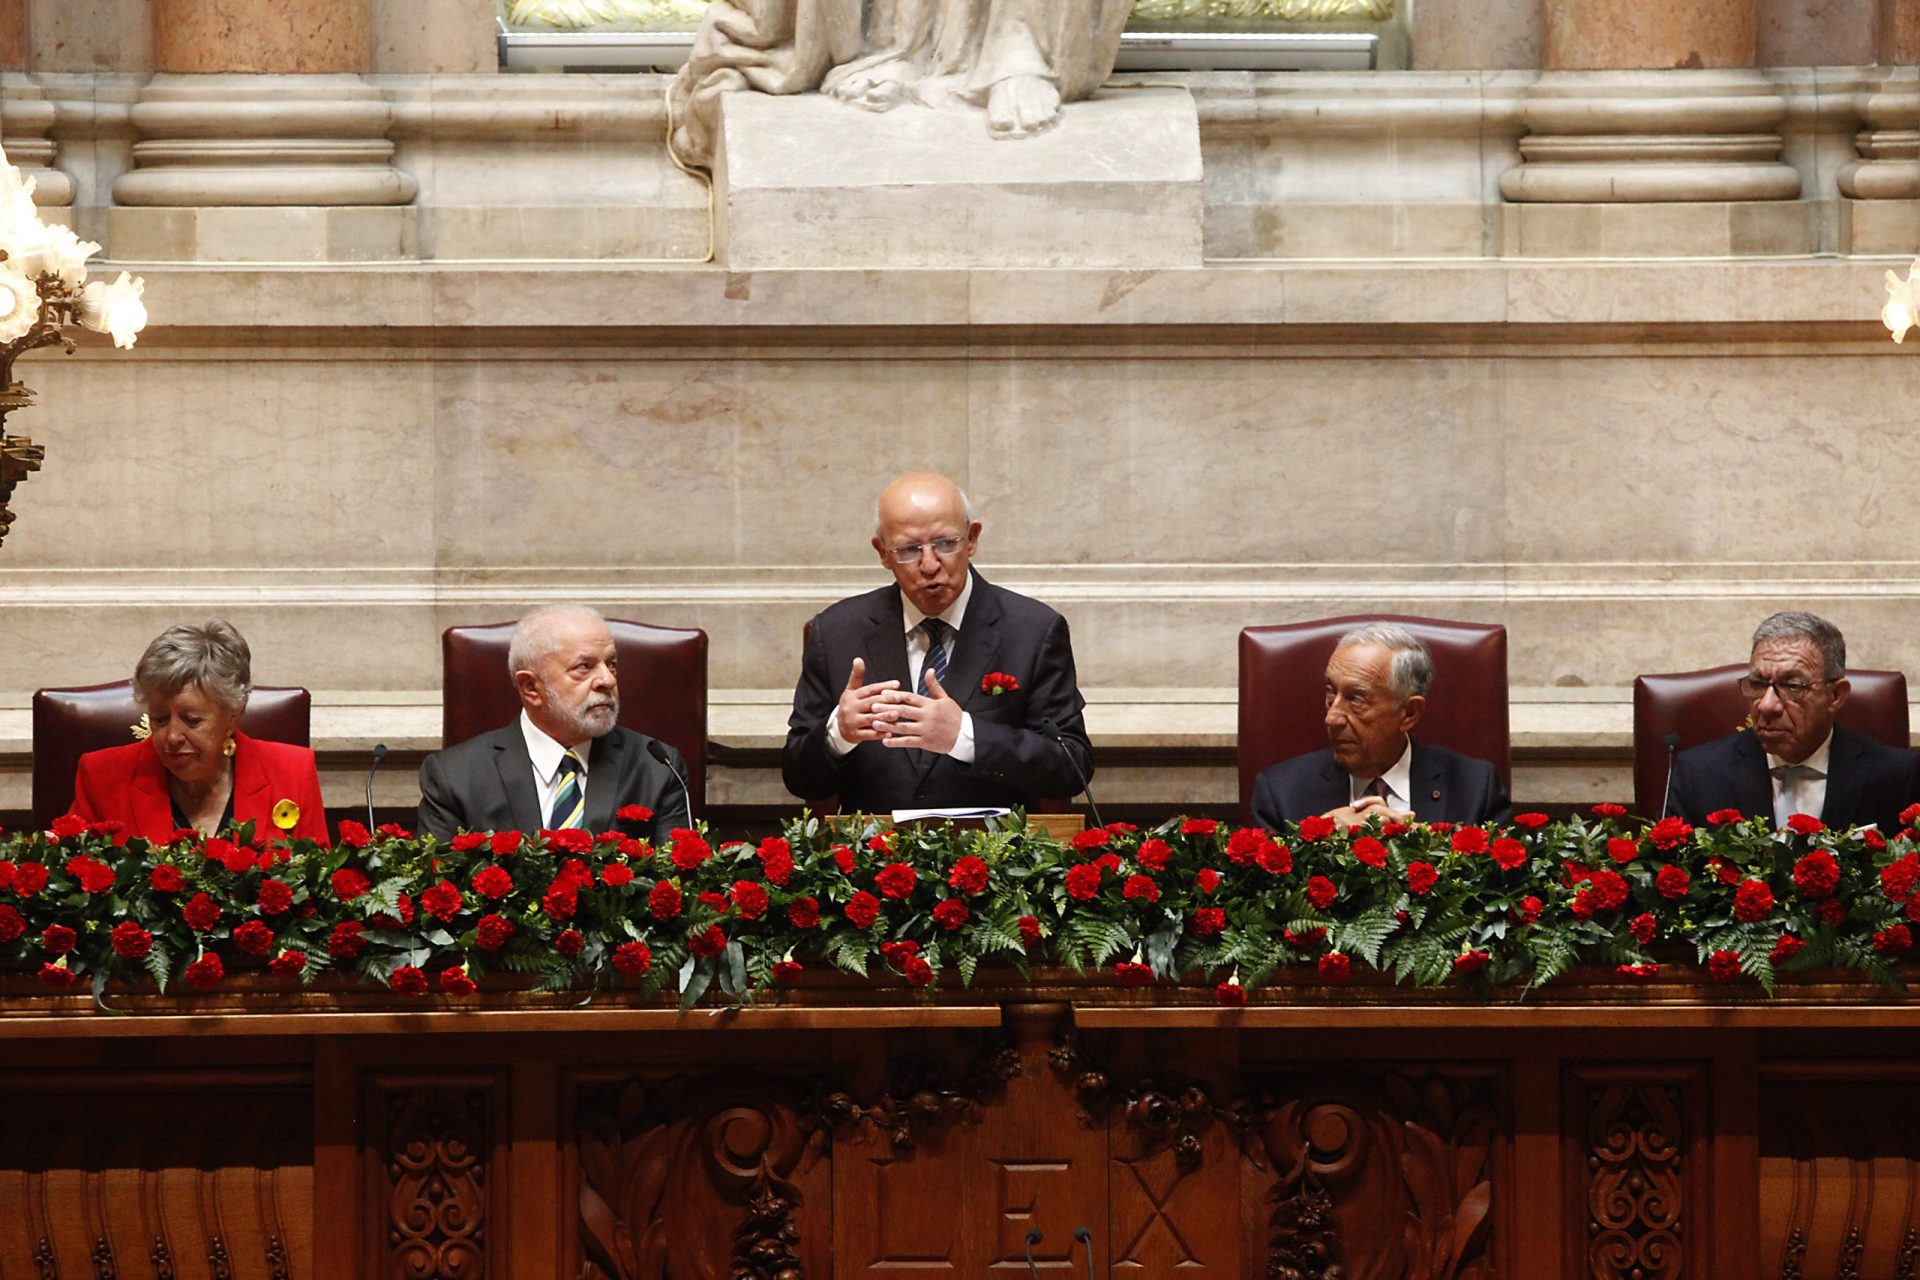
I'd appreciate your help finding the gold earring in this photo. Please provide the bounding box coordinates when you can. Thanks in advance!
[222,736,237,757]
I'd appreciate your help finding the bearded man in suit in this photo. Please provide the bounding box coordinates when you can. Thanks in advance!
[783,472,1093,814]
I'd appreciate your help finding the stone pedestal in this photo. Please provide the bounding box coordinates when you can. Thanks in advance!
[1839,68,1920,255]
[0,73,71,209]
[714,88,1205,271]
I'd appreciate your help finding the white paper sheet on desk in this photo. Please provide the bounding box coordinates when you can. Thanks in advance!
[891,807,1011,822]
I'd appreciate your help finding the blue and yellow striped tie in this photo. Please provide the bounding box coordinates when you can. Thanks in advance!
[549,751,586,829]
[919,618,951,696]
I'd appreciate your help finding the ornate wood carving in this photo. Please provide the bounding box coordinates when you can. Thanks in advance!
[816,1042,1023,1155]
[381,1087,489,1280]
[1759,1078,1920,1280]
[1583,1083,1684,1280]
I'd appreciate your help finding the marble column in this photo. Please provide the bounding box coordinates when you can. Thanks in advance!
[1837,0,1920,251]
[111,0,417,261]
[0,0,73,212]
[1502,0,1805,255]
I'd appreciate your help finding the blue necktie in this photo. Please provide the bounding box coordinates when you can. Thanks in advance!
[919,618,951,696]
[549,751,586,829]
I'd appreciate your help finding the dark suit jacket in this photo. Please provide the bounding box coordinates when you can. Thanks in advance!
[1250,740,1511,831]
[1666,725,1920,832]
[67,731,332,845]
[782,570,1094,813]
[417,723,690,844]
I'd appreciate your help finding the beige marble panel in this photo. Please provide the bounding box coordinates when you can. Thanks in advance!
[1842,197,1920,253]
[1413,0,1541,70]
[0,0,24,71]
[28,0,149,71]
[1544,0,1757,69]
[1757,0,1875,65]
[1883,0,1920,61]
[155,0,370,73]
[371,0,496,74]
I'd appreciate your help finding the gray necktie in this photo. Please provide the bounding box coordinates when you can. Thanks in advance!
[1770,762,1821,827]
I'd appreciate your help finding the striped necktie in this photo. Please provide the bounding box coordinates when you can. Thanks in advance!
[549,750,586,829]
[919,618,951,696]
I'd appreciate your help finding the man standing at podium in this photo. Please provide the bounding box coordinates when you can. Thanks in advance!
[783,472,1094,814]
[1666,611,1920,832]
[1251,623,1510,830]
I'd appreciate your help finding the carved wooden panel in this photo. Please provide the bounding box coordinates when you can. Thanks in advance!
[364,1076,505,1280]
[1759,1075,1920,1280]
[570,1072,832,1280]
[1569,1067,1709,1280]
[0,1081,312,1280]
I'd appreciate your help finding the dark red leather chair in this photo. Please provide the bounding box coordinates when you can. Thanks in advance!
[441,619,708,818]
[1238,616,1511,821]
[32,682,312,830]
[1632,664,1911,819]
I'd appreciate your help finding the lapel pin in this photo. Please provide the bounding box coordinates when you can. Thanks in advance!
[1430,789,1441,800]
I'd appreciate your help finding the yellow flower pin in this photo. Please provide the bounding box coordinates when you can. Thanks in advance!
[130,713,151,742]
[272,799,301,831]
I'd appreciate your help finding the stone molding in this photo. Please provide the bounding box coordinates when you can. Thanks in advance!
[0,72,68,205]
[1839,67,1920,198]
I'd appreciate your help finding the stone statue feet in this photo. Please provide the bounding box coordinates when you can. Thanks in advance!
[985,74,1063,139]
[824,55,914,113]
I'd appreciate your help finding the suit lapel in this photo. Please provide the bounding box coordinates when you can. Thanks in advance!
[583,732,627,831]
[1732,733,1775,821]
[129,751,177,837]
[492,728,544,833]
[1409,741,1443,822]
[230,733,274,829]
[941,572,1005,715]
[1818,728,1864,829]
[861,591,912,693]
[1312,754,1350,817]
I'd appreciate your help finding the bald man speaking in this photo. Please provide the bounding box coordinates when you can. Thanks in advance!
[782,472,1095,814]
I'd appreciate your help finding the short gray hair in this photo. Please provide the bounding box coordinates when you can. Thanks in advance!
[1751,610,1846,681]
[1335,623,1434,703]
[508,605,608,676]
[133,620,252,717]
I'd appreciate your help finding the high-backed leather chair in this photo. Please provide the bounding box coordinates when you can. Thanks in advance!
[1632,664,1911,819]
[32,682,312,830]
[1238,616,1511,821]
[441,619,708,818]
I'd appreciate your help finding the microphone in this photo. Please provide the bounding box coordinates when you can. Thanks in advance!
[1038,718,1103,829]
[1659,731,1679,820]
[645,738,694,828]
[1074,1226,1095,1280]
[1024,1229,1043,1280]
[364,743,389,832]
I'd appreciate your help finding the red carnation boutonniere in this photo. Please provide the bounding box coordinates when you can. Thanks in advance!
[981,672,1019,696]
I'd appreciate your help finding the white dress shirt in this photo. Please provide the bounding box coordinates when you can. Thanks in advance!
[521,709,592,826]
[1767,730,1832,827]
[827,573,977,762]
[1348,737,1414,810]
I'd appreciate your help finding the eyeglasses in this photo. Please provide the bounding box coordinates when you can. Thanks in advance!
[885,536,966,565]
[1736,675,1834,703]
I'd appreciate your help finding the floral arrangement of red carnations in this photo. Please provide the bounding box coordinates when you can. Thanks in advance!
[2,803,1917,1007]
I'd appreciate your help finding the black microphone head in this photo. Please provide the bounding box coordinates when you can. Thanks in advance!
[645,738,672,766]
[1073,1227,1092,1243]
[1037,717,1062,737]
[372,743,389,765]
[1663,732,1679,750]
[1026,1229,1043,1246]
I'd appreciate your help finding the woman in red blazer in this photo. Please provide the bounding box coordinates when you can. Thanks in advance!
[64,621,330,845]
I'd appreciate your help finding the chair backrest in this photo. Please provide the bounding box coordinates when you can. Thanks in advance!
[32,681,312,830]
[441,619,708,817]
[1632,664,1911,818]
[1238,616,1512,820]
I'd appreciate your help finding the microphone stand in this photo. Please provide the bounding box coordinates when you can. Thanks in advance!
[1038,718,1103,829]
[364,743,388,832]
[645,738,695,827]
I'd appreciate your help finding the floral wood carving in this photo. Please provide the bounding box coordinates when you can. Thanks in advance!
[385,1088,488,1280]
[1048,1035,1219,1170]
[1585,1084,1682,1280]
[815,1042,1023,1154]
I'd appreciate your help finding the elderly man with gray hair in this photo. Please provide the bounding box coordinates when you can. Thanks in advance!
[418,605,690,844]
[1250,623,1510,831]
[1666,611,1920,831]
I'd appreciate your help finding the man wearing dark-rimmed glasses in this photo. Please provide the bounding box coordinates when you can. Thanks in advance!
[782,471,1094,814]
[1667,611,1920,831]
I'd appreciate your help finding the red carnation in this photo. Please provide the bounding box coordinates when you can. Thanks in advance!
[449,832,488,852]
[845,891,881,930]
[1406,862,1439,895]
[267,949,306,978]
[1864,827,1888,851]
[1881,854,1920,903]
[1094,852,1122,875]
[1792,850,1840,900]
[1770,934,1805,964]
[1489,839,1527,872]
[232,920,274,957]
[600,862,634,888]
[1451,826,1489,856]
[1818,899,1849,927]
[867,833,892,856]
[37,961,78,989]
[257,878,293,915]
[143,863,182,893]
[1017,915,1042,948]
[1305,875,1338,909]
[328,921,368,959]
[389,964,428,996]
[422,880,464,922]
[1353,837,1388,868]
[732,880,770,920]
[1225,828,1271,865]
[1617,962,1659,980]
[787,896,820,929]
[1191,906,1226,936]
[758,839,793,886]
[338,820,373,849]
[1591,803,1628,819]
[49,813,88,840]
[0,903,23,943]
[1256,842,1293,876]
[1647,816,1693,851]
[931,898,970,931]
[948,855,990,895]
[1215,980,1247,1006]
[1065,863,1103,900]
[1122,874,1160,904]
[648,880,683,920]
[1656,865,1690,900]
[1283,926,1327,950]
[489,831,522,856]
[37,924,75,956]
[475,913,516,951]
[1131,838,1171,871]
[1732,879,1776,923]
[183,953,225,989]
[875,862,918,900]
[880,939,919,965]
[1785,813,1826,836]
[12,862,47,897]
[617,804,653,824]
[1873,924,1913,956]
[611,940,652,976]
[1629,912,1657,944]
[1512,812,1550,829]
[1195,867,1221,894]
[1707,950,1743,983]
[1706,808,1745,826]
[183,891,222,932]
[543,828,593,856]
[772,960,803,983]
[472,865,514,899]
[1114,961,1153,987]
[902,955,934,987]
[980,671,1019,696]
[554,929,585,957]
[1381,822,1410,837]
[1587,869,1630,912]
[1298,815,1337,842]
[688,926,728,959]
[1317,952,1351,981]
[831,845,856,874]
[330,867,372,902]
[1180,818,1219,836]
[541,882,578,921]
[209,839,257,875]
[1606,837,1641,866]
[1452,950,1489,975]
[669,829,711,871]
[1518,895,1543,923]
[65,855,116,894]
[1072,828,1111,851]
[438,966,478,995]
